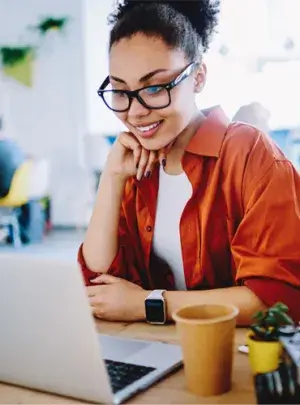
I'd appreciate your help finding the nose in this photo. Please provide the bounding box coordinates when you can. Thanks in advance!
[127,96,150,118]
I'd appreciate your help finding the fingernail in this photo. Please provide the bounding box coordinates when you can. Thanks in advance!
[162,158,166,167]
[90,273,102,283]
[145,171,151,178]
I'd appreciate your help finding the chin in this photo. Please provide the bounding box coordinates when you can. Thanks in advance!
[137,136,171,151]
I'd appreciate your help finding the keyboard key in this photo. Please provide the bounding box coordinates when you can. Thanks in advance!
[104,359,156,393]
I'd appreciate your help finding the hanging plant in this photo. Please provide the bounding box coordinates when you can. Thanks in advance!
[34,17,69,36]
[0,46,34,68]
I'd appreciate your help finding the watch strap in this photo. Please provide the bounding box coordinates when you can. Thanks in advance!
[146,289,166,300]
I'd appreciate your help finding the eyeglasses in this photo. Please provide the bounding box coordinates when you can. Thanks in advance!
[97,62,197,113]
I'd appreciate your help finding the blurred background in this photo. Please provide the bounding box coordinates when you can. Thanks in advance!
[0,0,299,257]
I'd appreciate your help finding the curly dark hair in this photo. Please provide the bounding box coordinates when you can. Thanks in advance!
[108,1,220,61]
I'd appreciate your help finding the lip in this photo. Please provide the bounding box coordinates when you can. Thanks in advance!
[130,120,163,139]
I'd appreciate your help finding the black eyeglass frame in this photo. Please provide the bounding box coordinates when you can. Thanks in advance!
[97,62,198,112]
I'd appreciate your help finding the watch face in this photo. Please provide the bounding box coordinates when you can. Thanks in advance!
[145,299,165,324]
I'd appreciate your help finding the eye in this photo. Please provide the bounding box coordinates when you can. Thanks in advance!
[113,91,127,98]
[144,86,164,95]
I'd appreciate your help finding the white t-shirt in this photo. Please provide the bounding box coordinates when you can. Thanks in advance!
[152,166,192,290]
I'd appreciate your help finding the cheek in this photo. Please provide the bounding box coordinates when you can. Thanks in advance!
[114,112,127,123]
[171,85,194,112]
[161,88,193,122]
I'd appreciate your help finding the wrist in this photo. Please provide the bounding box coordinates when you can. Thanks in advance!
[102,168,129,184]
[164,291,177,321]
[136,290,149,320]
[144,289,168,324]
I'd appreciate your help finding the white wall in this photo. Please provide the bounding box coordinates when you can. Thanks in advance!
[0,0,101,226]
[84,0,123,137]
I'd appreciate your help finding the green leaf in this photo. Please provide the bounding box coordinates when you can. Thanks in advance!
[0,46,34,67]
[250,324,267,339]
[35,17,69,35]
[264,312,278,327]
[253,310,265,322]
[273,302,289,313]
[270,308,294,325]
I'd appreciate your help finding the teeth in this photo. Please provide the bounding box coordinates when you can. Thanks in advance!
[136,121,160,132]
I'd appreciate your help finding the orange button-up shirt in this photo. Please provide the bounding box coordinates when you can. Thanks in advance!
[79,107,300,321]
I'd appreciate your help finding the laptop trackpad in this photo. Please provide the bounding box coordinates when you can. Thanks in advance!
[98,334,150,362]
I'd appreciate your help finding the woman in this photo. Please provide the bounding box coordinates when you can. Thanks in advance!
[79,0,300,325]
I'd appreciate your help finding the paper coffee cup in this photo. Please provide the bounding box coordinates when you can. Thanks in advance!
[173,304,239,397]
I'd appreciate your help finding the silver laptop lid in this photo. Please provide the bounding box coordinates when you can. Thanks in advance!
[0,254,113,404]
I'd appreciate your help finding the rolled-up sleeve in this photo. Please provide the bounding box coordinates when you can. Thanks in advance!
[244,278,300,321]
[233,158,300,320]
[78,194,146,287]
[78,242,143,287]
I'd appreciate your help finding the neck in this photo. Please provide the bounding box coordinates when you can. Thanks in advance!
[174,110,205,150]
[165,109,205,174]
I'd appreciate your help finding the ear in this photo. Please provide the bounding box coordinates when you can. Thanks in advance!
[194,63,207,93]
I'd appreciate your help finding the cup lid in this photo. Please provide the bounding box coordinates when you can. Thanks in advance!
[172,304,239,325]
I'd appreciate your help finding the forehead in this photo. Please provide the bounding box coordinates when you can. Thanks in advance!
[109,33,186,83]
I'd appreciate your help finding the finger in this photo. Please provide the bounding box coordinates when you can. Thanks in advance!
[118,132,142,171]
[91,274,122,284]
[91,305,103,319]
[89,295,101,306]
[118,132,140,151]
[89,299,105,319]
[158,139,175,168]
[167,141,176,154]
[158,148,166,168]
[90,275,105,284]
[87,285,104,296]
[144,150,157,178]
[136,148,149,180]
[90,305,96,317]
[133,144,142,170]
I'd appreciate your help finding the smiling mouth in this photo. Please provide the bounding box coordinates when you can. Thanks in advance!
[135,121,162,132]
[131,120,163,138]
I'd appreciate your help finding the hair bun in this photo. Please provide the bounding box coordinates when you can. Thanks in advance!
[165,1,220,50]
[110,1,220,52]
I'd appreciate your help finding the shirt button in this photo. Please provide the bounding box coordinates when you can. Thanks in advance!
[146,225,152,232]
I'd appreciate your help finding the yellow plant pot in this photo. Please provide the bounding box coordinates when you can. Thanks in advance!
[247,332,283,375]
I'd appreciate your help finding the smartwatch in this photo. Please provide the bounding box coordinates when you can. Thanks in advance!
[145,289,167,325]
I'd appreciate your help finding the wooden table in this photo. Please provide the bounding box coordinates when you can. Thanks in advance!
[0,321,256,404]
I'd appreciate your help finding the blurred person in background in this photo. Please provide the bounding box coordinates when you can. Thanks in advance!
[0,117,25,243]
[0,117,25,199]
[232,102,271,134]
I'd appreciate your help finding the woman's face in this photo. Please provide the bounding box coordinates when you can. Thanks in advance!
[109,33,204,151]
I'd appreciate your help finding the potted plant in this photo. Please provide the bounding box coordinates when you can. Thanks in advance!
[31,17,69,36]
[247,302,294,375]
[0,46,34,68]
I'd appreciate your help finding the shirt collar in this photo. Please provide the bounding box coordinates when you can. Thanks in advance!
[185,106,230,157]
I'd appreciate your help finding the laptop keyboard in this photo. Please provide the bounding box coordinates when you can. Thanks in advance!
[104,359,156,393]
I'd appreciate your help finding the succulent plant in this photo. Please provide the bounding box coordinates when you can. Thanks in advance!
[250,302,294,341]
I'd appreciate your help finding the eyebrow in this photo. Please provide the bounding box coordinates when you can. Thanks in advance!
[110,68,169,85]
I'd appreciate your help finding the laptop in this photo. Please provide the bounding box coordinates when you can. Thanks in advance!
[0,254,182,404]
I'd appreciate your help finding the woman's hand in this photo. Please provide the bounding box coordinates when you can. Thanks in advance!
[87,275,148,322]
[105,131,165,181]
